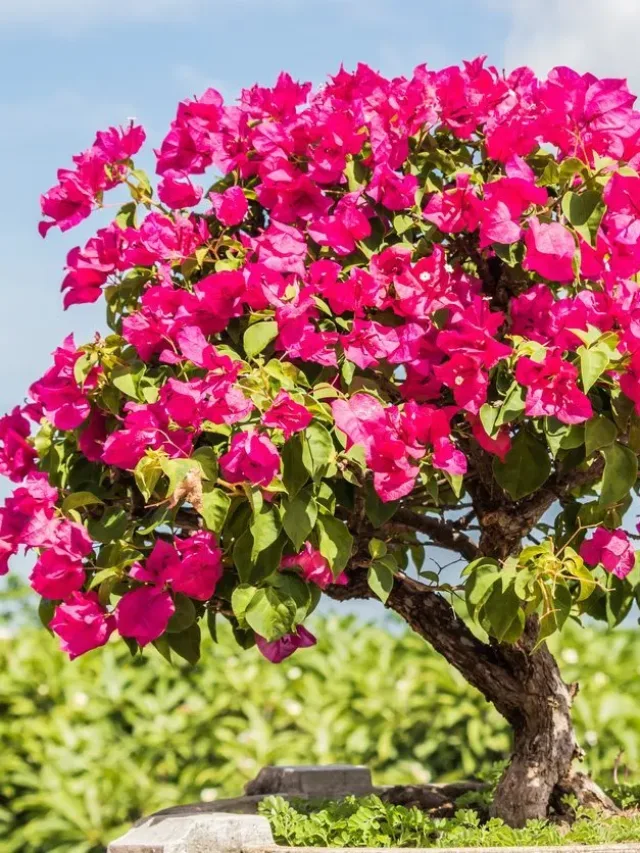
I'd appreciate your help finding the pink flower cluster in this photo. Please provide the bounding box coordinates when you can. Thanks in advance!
[580,528,636,580]
[333,394,466,502]
[39,123,145,237]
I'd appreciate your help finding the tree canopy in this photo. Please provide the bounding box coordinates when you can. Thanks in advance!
[2,58,640,672]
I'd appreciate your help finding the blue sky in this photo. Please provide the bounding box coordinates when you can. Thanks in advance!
[1,0,638,603]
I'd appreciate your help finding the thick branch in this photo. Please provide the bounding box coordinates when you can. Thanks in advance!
[327,568,526,721]
[466,449,605,560]
[384,509,480,561]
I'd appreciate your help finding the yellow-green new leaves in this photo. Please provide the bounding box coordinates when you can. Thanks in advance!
[463,542,600,647]
[243,320,278,359]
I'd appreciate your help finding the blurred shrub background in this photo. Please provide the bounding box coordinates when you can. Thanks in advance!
[2,580,640,853]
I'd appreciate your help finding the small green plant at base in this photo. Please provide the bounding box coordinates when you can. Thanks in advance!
[259,795,640,848]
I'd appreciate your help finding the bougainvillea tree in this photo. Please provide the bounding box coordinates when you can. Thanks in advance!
[4,57,640,825]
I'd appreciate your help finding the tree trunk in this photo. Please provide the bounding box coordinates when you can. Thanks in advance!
[489,642,578,826]
[381,578,619,826]
[326,568,618,827]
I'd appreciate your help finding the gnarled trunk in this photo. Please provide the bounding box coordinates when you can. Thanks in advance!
[490,643,578,826]
[381,577,618,826]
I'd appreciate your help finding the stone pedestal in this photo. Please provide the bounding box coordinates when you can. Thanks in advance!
[107,809,274,853]
[245,764,374,798]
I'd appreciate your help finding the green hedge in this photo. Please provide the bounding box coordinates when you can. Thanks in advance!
[1,614,640,852]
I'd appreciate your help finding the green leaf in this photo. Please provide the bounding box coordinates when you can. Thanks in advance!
[193,446,218,482]
[561,190,605,243]
[152,634,173,663]
[570,560,597,603]
[301,423,335,480]
[368,560,395,603]
[62,491,104,513]
[494,382,526,429]
[115,201,137,228]
[585,415,617,458]
[463,557,501,617]
[111,364,142,399]
[282,489,317,551]
[599,442,638,508]
[167,594,197,634]
[234,528,284,585]
[134,456,163,502]
[88,567,119,590]
[316,515,354,575]
[167,623,201,665]
[243,320,278,359]
[537,583,573,646]
[479,404,499,438]
[368,538,388,559]
[544,418,584,458]
[244,587,297,642]
[493,431,551,501]
[206,610,218,643]
[199,486,231,534]
[88,506,129,544]
[160,457,200,497]
[579,344,610,392]
[483,583,525,643]
[231,584,258,628]
[364,481,398,527]
[250,506,281,559]
[268,572,313,623]
[393,213,413,235]
[281,436,309,499]
[38,597,55,630]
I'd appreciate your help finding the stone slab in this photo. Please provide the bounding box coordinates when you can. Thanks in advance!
[244,764,374,798]
[107,810,274,853]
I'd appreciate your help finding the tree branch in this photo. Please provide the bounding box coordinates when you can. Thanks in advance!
[385,509,479,561]
[326,567,524,720]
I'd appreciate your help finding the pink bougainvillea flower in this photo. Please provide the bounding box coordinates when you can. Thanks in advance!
[157,170,204,209]
[281,542,348,589]
[115,585,175,647]
[173,531,224,600]
[433,354,489,414]
[39,123,145,237]
[29,335,94,430]
[515,352,592,424]
[255,625,317,663]
[210,186,249,226]
[220,429,280,487]
[523,217,576,282]
[580,527,636,580]
[50,591,115,660]
[102,402,193,470]
[424,174,482,233]
[29,550,86,600]
[0,407,37,483]
[468,415,511,463]
[78,410,108,462]
[262,391,312,439]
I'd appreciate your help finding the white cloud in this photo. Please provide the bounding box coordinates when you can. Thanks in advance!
[493,0,640,91]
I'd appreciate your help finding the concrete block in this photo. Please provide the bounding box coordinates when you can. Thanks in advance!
[245,764,374,798]
[107,809,274,853]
